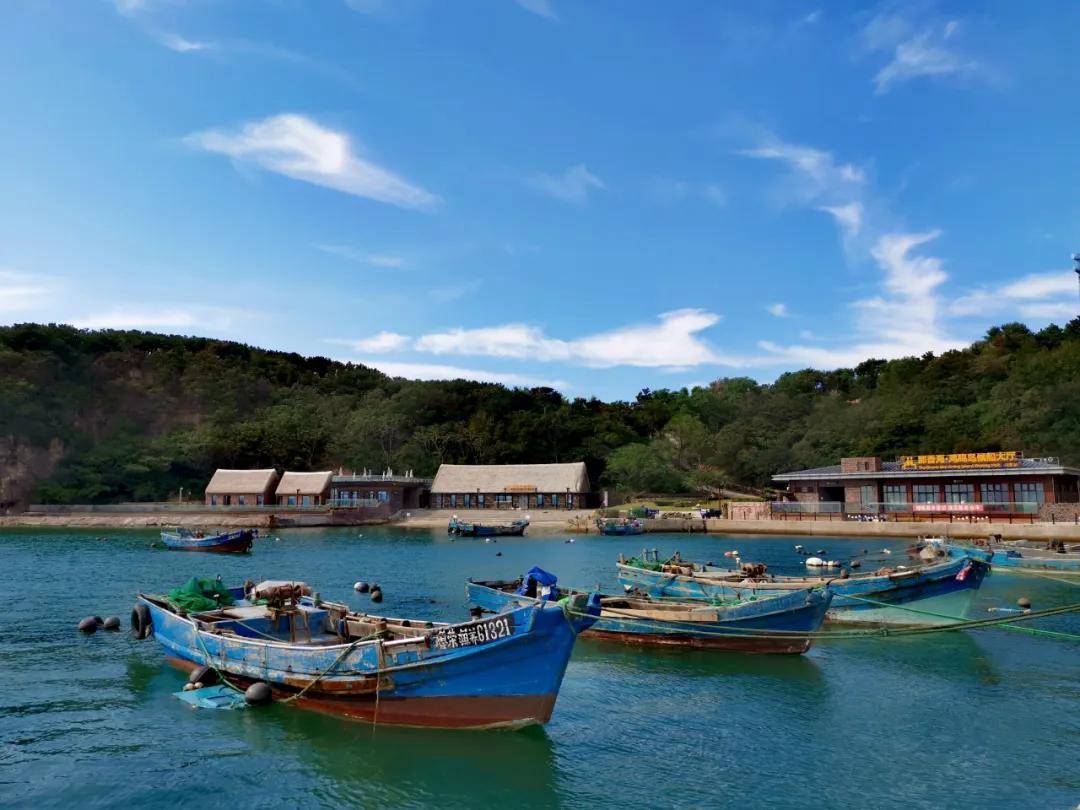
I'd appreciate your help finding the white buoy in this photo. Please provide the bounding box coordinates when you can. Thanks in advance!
[882,549,891,555]
[568,538,575,543]
[794,544,804,551]
[805,556,825,567]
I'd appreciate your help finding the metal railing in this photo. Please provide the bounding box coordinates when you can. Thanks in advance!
[769,500,1052,523]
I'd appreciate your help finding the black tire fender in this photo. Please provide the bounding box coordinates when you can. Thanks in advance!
[131,603,153,640]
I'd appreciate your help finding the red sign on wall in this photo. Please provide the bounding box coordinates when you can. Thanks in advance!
[912,502,985,513]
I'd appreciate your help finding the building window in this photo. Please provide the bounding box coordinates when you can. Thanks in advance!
[859,485,876,504]
[238,495,245,506]
[551,494,559,508]
[210,495,218,506]
[536,494,543,508]
[256,494,264,506]
[1015,482,1044,503]
[944,484,974,503]
[302,495,312,506]
[287,496,296,506]
[477,494,485,507]
[981,483,1007,504]
[883,485,906,512]
[913,484,939,503]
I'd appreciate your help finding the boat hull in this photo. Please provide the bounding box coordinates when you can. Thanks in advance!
[140,593,588,729]
[616,556,989,626]
[448,520,528,537]
[160,530,253,553]
[466,582,831,654]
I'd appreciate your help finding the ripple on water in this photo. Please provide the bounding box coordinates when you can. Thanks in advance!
[1,528,1078,809]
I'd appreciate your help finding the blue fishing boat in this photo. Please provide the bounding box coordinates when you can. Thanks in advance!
[131,577,600,729]
[160,528,255,553]
[596,517,645,536]
[986,542,1080,575]
[467,567,832,654]
[616,553,989,626]
[448,516,529,537]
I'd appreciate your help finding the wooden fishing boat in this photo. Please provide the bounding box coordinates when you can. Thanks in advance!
[160,528,255,553]
[131,578,600,729]
[447,517,529,537]
[616,553,990,626]
[986,541,1080,575]
[467,568,832,654]
[596,517,645,536]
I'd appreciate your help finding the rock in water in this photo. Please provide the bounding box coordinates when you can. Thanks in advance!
[245,682,273,706]
[354,581,370,593]
[103,616,121,631]
[370,588,383,603]
[1017,596,1032,609]
[78,617,98,634]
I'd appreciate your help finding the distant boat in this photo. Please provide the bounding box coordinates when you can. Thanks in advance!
[132,578,600,729]
[467,568,831,654]
[448,517,528,537]
[596,517,645,536]
[616,553,989,626]
[160,528,255,553]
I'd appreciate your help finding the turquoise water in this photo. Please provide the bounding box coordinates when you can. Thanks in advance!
[2,528,1078,809]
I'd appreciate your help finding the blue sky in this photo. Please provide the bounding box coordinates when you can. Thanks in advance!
[1,0,1078,399]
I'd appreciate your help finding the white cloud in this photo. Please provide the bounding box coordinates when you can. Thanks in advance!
[358,360,567,389]
[951,271,1078,319]
[740,139,865,194]
[819,202,862,237]
[528,164,604,204]
[315,244,406,268]
[758,230,963,367]
[69,307,242,331]
[0,271,54,313]
[350,309,735,369]
[514,0,559,21]
[185,114,440,211]
[159,33,212,53]
[766,303,789,318]
[331,331,411,353]
[860,16,985,94]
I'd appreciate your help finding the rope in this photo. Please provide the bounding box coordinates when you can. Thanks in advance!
[191,619,387,703]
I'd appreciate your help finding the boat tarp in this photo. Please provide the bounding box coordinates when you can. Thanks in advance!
[517,567,559,599]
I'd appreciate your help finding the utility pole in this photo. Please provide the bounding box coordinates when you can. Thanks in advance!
[1073,253,1080,302]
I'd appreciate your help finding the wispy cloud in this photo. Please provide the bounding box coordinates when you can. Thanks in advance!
[158,32,212,53]
[766,303,789,318]
[951,271,1078,320]
[739,136,865,208]
[860,15,987,94]
[315,244,406,268]
[818,202,863,238]
[330,331,411,353]
[514,0,559,21]
[357,360,567,389]
[69,306,245,332]
[734,128,967,367]
[345,309,735,369]
[0,270,56,313]
[528,164,604,204]
[185,114,441,211]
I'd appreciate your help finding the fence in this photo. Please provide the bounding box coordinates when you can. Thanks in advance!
[769,501,1064,524]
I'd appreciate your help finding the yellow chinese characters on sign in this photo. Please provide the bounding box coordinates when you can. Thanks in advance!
[899,451,1020,470]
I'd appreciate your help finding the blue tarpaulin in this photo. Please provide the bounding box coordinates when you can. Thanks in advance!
[517,567,559,599]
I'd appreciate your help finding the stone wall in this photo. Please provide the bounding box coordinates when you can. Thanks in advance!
[1038,503,1080,523]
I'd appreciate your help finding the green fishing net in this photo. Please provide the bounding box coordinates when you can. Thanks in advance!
[167,577,236,613]
[623,556,663,571]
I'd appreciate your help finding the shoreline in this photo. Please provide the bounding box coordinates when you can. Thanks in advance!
[2,508,1080,540]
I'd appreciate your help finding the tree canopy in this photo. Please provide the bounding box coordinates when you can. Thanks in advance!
[2,319,1079,505]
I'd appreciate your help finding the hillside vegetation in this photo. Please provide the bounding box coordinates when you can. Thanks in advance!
[1,320,1078,507]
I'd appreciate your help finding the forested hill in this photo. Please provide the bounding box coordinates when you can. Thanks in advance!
[1,320,1079,507]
